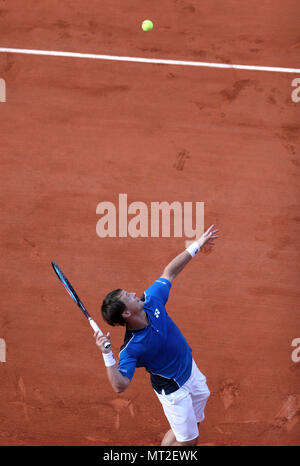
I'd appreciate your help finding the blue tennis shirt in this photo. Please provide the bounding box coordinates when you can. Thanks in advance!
[118,278,193,394]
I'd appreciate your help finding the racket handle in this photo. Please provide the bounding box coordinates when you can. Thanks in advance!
[89,318,111,350]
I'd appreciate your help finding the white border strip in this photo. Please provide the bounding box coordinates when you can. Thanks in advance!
[0,47,299,74]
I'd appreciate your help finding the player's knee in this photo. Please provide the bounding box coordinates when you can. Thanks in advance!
[180,435,199,446]
[189,435,199,446]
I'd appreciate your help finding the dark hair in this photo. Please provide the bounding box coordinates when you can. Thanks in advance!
[101,289,126,326]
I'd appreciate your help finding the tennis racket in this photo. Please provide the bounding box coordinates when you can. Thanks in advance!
[51,261,111,349]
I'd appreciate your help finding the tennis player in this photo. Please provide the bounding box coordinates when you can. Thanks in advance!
[94,224,219,446]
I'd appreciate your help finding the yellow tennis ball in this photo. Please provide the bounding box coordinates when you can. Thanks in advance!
[142,20,153,31]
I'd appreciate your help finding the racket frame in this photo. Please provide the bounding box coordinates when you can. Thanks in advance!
[51,261,111,349]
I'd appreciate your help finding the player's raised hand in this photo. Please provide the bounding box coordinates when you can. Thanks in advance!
[94,330,111,353]
[196,224,219,249]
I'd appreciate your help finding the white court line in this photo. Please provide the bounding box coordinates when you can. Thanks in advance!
[0,47,300,74]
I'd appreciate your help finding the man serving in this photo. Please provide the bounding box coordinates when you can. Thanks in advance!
[95,224,219,446]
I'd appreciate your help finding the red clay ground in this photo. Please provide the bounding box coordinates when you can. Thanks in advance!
[0,0,300,446]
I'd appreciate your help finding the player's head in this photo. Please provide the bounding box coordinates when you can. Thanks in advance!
[101,289,143,326]
[101,289,126,326]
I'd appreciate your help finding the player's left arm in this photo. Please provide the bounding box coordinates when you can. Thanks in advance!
[161,224,219,283]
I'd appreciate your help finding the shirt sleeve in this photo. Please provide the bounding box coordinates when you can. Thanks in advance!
[118,348,137,381]
[144,277,172,306]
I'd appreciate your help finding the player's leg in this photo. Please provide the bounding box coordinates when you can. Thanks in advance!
[155,388,199,446]
[160,361,210,446]
[161,429,198,446]
[161,428,177,446]
[161,420,201,446]
[189,360,211,425]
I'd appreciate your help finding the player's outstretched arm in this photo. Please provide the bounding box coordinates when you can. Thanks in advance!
[94,331,130,393]
[196,224,219,249]
[161,224,219,283]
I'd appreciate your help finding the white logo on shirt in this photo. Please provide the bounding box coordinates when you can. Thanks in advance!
[154,308,160,319]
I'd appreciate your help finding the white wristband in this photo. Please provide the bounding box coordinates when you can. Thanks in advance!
[186,241,200,257]
[102,351,116,367]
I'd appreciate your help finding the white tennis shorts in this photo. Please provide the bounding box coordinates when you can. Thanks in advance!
[154,360,210,443]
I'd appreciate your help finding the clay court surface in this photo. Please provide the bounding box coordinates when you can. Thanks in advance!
[0,0,300,446]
